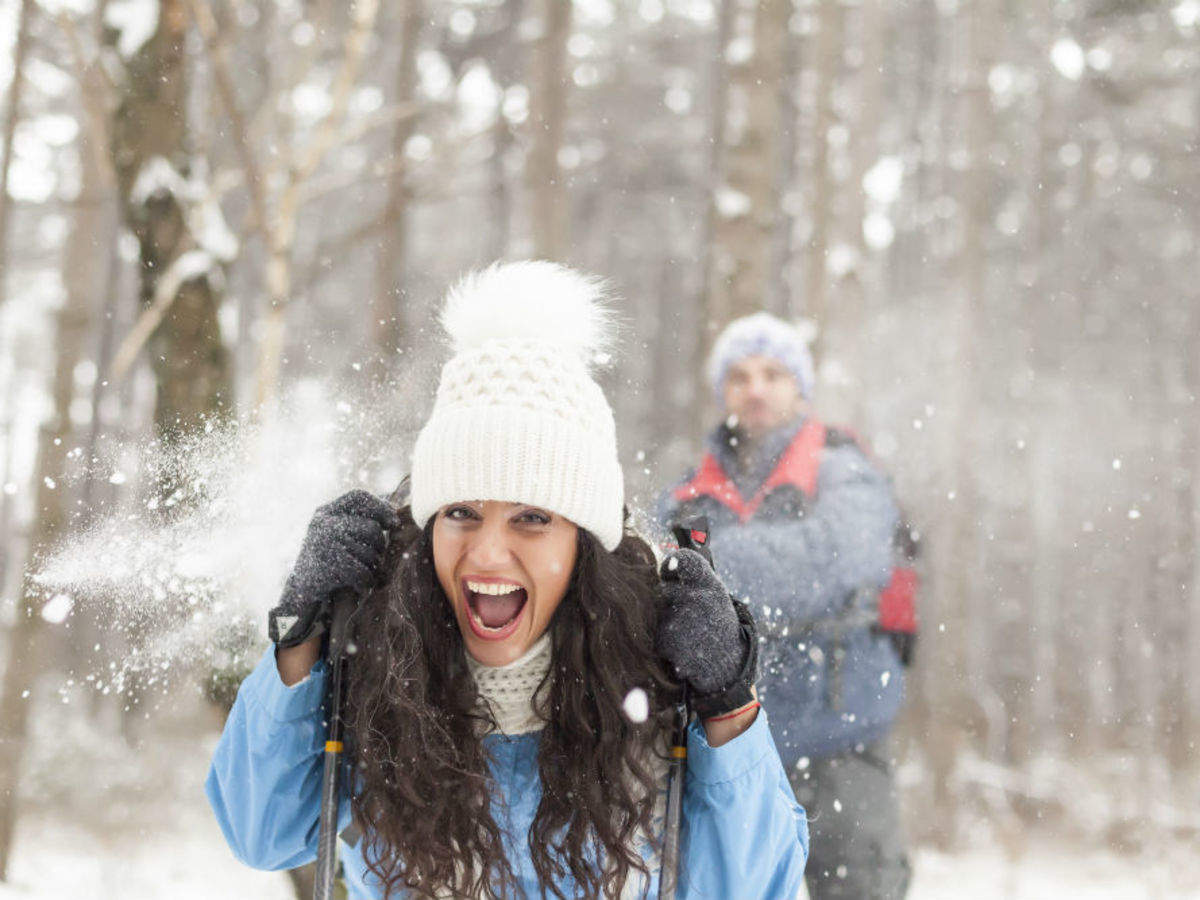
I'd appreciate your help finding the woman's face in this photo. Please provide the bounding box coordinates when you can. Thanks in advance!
[432,500,578,667]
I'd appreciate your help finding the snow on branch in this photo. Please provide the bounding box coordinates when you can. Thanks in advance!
[111,156,238,380]
[110,250,224,380]
[130,155,239,262]
[104,0,160,60]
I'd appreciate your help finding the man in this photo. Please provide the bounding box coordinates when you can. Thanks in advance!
[659,313,913,899]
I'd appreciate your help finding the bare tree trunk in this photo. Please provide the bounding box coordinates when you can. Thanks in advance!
[0,415,15,596]
[1136,518,1160,823]
[927,0,996,846]
[1028,427,1060,758]
[489,109,513,262]
[79,232,123,519]
[0,0,34,326]
[802,0,840,353]
[1160,342,1192,778]
[371,0,424,373]
[1188,316,1200,769]
[845,0,886,351]
[527,0,571,262]
[767,15,799,320]
[0,160,96,887]
[834,0,885,423]
[1023,21,1056,763]
[850,0,884,263]
[706,0,789,326]
[115,63,230,453]
[58,14,125,718]
[483,0,526,263]
[0,0,35,590]
[108,0,233,737]
[1186,96,1200,760]
[0,0,41,877]
[889,0,941,306]
[690,0,735,425]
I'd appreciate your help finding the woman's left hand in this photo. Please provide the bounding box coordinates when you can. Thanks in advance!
[657,550,756,723]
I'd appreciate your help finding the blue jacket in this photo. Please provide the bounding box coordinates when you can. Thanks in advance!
[659,418,904,764]
[206,647,808,898]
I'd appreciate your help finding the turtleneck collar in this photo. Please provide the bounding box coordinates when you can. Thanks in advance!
[466,633,553,736]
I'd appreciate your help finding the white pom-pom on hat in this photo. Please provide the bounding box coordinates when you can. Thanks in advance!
[440,260,617,368]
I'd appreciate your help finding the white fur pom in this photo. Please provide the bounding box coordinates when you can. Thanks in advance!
[441,260,618,367]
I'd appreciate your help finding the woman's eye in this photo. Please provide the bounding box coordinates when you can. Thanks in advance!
[516,510,551,526]
[445,506,478,521]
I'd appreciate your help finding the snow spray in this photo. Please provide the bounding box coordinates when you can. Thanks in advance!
[31,376,428,709]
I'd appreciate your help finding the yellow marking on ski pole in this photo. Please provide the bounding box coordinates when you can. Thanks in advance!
[670,746,687,759]
[325,741,344,753]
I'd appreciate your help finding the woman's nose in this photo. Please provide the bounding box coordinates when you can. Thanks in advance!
[465,523,512,569]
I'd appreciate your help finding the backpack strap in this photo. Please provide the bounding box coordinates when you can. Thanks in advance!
[815,425,922,666]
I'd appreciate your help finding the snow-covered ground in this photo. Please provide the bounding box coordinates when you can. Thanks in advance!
[909,844,1200,900]
[2,802,1196,898]
[3,688,1196,899]
[0,807,293,900]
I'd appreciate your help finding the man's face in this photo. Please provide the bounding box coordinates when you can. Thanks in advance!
[721,354,807,439]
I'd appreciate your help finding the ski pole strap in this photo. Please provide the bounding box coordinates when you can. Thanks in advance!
[703,700,760,723]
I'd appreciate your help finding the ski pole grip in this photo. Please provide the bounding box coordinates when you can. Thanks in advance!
[671,516,714,570]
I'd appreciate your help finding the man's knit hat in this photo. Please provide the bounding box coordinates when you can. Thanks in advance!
[411,261,625,550]
[707,312,816,401]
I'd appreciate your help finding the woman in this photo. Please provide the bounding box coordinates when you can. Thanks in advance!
[206,262,808,898]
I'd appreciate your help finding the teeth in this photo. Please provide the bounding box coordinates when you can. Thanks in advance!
[466,580,523,596]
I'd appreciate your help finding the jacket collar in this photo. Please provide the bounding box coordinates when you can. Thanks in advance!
[709,416,806,492]
[675,417,825,522]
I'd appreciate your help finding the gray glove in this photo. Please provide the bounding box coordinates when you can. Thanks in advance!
[268,490,401,647]
[657,549,757,717]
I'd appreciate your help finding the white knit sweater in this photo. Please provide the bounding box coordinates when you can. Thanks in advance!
[466,634,553,735]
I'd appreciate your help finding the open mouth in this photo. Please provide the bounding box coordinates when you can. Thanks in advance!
[462,578,529,640]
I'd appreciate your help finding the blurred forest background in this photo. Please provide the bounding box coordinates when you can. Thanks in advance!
[0,0,1197,895]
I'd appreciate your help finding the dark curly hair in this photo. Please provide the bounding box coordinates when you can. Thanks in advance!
[343,504,675,899]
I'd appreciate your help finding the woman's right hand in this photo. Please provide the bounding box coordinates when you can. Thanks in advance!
[267,490,402,653]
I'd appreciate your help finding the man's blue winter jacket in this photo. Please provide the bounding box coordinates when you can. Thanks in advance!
[659,418,905,766]
[206,647,808,899]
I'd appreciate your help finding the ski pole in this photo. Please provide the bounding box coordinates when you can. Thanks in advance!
[314,590,354,900]
[659,517,714,900]
[314,481,407,900]
[658,684,689,900]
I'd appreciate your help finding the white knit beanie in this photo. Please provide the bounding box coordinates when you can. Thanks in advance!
[410,261,625,551]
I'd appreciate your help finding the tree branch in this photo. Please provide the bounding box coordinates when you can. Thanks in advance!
[187,0,273,242]
[290,0,382,187]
